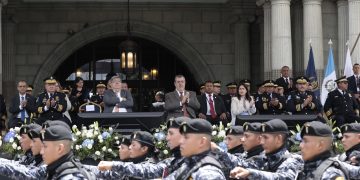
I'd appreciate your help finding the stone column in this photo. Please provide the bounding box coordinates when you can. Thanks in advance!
[0,0,8,93]
[303,0,324,72]
[291,0,303,77]
[271,0,293,79]
[234,17,251,81]
[349,0,360,63]
[337,0,349,73]
[3,20,16,103]
[263,1,272,80]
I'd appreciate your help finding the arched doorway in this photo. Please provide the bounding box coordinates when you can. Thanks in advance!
[54,36,198,111]
[33,20,215,94]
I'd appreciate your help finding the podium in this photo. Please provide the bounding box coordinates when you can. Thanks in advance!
[236,115,320,130]
[77,112,166,134]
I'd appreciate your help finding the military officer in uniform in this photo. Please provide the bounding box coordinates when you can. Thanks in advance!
[164,119,225,179]
[324,76,360,127]
[36,77,67,126]
[287,76,322,115]
[213,81,222,96]
[90,82,106,108]
[255,80,286,115]
[221,82,238,119]
[27,126,44,166]
[296,121,347,180]
[230,119,303,179]
[96,117,190,179]
[225,126,245,154]
[338,123,360,166]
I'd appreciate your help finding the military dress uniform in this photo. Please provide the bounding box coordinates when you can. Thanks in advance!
[296,121,347,180]
[287,77,322,115]
[221,82,237,120]
[338,123,360,166]
[255,81,286,115]
[164,119,225,180]
[324,76,360,126]
[243,119,303,180]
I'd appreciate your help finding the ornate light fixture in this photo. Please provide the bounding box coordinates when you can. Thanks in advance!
[120,0,139,75]
[150,68,158,80]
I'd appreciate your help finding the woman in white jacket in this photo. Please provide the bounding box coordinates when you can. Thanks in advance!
[231,83,256,125]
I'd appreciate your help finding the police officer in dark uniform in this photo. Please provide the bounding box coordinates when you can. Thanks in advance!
[222,82,238,119]
[165,119,225,179]
[230,119,303,179]
[287,76,322,115]
[339,123,360,166]
[96,117,190,179]
[213,81,222,96]
[225,126,244,154]
[296,121,346,179]
[18,124,41,165]
[40,123,95,179]
[36,77,67,126]
[90,82,106,108]
[27,126,44,167]
[324,76,360,127]
[255,80,286,115]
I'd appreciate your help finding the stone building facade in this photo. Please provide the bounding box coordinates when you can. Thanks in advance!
[0,0,359,102]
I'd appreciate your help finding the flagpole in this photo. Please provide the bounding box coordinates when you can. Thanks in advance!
[351,32,360,55]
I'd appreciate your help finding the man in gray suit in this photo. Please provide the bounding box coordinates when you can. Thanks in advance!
[103,76,133,113]
[164,75,200,119]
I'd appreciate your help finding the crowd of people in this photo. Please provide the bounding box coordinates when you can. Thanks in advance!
[1,117,360,179]
[1,64,360,179]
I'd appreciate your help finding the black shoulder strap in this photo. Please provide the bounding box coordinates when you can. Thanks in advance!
[176,156,222,180]
[312,158,349,180]
[266,153,292,172]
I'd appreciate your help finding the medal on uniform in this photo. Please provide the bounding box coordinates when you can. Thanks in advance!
[55,96,59,101]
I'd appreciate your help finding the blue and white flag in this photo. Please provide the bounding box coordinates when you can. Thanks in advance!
[321,42,337,105]
[306,45,320,98]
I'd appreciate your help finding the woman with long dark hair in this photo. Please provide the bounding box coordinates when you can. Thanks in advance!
[231,83,256,125]
[70,77,89,112]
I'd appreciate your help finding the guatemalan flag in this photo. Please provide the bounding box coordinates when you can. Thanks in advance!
[320,40,337,105]
[305,45,320,99]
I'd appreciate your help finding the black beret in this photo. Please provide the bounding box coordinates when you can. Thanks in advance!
[40,125,73,141]
[226,82,237,88]
[341,123,360,133]
[300,121,332,138]
[226,126,244,136]
[28,127,42,139]
[335,76,348,83]
[131,131,155,147]
[261,119,288,133]
[243,122,262,133]
[20,124,41,135]
[294,76,309,84]
[167,117,191,129]
[42,120,71,131]
[179,119,212,135]
[120,136,131,146]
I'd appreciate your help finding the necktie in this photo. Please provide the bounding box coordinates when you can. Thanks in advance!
[357,76,360,92]
[208,94,217,119]
[180,92,189,117]
[285,78,289,85]
[21,96,26,122]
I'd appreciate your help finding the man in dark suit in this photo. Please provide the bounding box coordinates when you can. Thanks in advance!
[8,80,37,128]
[164,75,200,119]
[103,76,133,113]
[324,76,360,127]
[198,81,227,125]
[275,66,293,96]
[90,82,106,109]
[36,77,67,125]
[347,63,360,101]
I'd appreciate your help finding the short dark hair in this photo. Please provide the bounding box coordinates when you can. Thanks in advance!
[174,75,185,82]
[353,63,360,67]
[204,80,213,85]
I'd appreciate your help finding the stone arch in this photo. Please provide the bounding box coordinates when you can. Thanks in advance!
[33,20,214,90]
